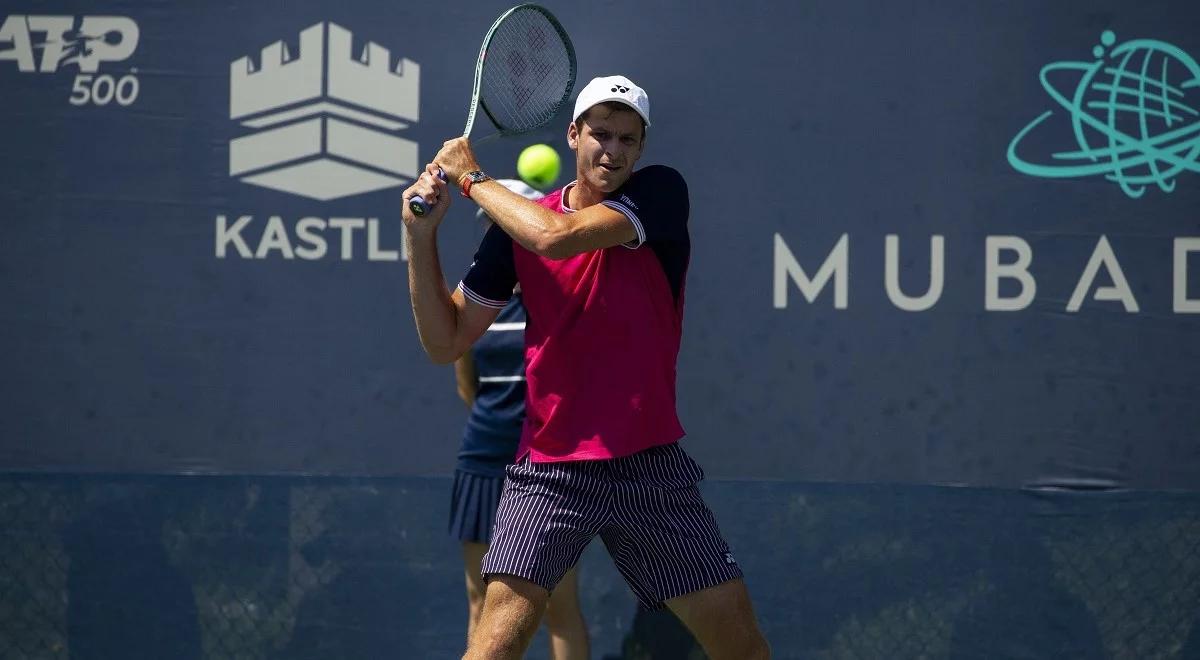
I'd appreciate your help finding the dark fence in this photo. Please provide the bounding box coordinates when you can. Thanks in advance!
[2,474,1198,659]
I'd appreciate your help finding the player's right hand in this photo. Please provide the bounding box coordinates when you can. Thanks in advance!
[402,163,452,230]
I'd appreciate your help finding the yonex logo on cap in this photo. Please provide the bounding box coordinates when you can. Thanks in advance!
[572,75,651,127]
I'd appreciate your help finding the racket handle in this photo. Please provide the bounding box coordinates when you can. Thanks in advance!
[408,169,448,217]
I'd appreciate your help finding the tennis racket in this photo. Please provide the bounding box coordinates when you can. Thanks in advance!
[409,3,576,216]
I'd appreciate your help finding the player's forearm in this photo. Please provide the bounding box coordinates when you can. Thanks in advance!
[470,182,572,257]
[405,226,463,364]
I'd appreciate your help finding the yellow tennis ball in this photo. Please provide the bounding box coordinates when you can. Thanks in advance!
[517,144,561,190]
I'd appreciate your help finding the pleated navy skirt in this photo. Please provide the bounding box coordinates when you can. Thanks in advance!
[448,469,506,543]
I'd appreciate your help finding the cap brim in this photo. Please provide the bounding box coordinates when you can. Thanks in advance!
[574,97,651,127]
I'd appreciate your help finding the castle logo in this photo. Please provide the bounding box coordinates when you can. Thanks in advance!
[229,22,420,201]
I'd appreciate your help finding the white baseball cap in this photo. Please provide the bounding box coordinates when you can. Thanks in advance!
[572,75,651,128]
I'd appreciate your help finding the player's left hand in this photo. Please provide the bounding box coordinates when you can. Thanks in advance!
[401,163,452,230]
[434,137,482,187]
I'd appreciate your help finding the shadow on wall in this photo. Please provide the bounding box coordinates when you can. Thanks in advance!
[65,487,202,660]
[277,485,459,659]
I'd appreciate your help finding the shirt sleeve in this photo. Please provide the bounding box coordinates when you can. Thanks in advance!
[458,223,517,309]
[601,165,690,249]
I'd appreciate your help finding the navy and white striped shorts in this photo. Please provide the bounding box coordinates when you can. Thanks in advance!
[480,442,743,610]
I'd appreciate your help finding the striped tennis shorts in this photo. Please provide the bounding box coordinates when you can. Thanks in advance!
[480,442,743,610]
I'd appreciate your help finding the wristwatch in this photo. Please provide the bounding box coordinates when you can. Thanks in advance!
[459,170,490,198]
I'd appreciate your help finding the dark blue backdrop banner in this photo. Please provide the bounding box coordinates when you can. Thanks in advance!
[2,0,1198,488]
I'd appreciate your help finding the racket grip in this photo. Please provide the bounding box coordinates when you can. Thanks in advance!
[408,169,448,217]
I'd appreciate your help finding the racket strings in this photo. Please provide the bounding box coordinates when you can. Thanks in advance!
[480,8,575,133]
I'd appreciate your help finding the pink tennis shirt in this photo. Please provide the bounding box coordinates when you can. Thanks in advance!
[459,165,691,462]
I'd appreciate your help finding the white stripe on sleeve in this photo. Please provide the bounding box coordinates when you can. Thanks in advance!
[458,282,509,309]
[601,200,646,249]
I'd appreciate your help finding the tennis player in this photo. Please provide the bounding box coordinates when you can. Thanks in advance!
[403,75,770,660]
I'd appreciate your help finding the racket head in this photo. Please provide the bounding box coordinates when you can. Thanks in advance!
[471,4,577,137]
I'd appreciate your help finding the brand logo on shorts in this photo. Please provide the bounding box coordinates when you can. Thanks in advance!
[723,551,737,565]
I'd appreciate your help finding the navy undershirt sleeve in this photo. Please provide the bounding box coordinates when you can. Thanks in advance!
[602,165,690,246]
[603,165,691,301]
[459,223,517,309]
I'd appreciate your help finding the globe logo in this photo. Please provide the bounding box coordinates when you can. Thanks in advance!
[1007,31,1200,198]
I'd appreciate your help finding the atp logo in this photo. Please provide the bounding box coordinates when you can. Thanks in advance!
[1008,31,1200,198]
[0,14,141,106]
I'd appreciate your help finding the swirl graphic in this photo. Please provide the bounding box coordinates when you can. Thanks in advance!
[1008,31,1200,198]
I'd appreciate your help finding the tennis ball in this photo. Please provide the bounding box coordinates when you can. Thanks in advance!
[517,143,561,190]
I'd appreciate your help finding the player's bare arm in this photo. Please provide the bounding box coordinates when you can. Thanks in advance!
[402,165,501,364]
[434,137,638,259]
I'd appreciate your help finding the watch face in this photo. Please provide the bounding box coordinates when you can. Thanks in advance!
[469,171,488,182]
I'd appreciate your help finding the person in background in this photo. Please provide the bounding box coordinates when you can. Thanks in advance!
[448,178,590,660]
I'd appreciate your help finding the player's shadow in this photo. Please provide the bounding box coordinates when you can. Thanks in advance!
[1182,617,1200,660]
[64,484,202,660]
[277,485,453,659]
[946,498,1105,660]
[603,608,705,660]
